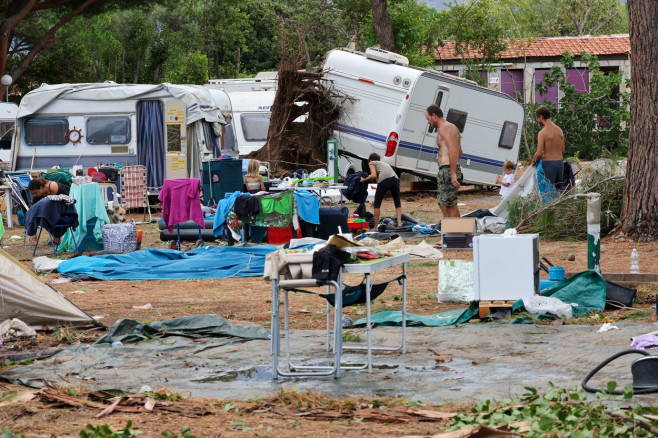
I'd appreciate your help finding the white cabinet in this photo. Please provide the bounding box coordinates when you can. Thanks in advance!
[473,234,540,301]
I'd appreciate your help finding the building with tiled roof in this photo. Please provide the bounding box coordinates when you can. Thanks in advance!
[433,34,630,106]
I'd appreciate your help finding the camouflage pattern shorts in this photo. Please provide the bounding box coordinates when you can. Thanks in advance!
[436,165,462,207]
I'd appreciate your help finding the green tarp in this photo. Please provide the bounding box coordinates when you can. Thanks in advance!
[353,270,607,327]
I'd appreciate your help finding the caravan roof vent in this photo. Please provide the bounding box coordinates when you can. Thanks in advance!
[365,48,409,66]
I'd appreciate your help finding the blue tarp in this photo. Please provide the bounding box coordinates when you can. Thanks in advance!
[57,245,278,280]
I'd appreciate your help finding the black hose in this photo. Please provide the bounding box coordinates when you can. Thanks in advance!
[581,349,658,395]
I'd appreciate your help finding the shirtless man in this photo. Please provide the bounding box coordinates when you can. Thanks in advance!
[425,104,463,218]
[532,106,565,186]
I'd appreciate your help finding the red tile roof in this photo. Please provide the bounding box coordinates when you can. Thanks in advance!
[434,34,630,62]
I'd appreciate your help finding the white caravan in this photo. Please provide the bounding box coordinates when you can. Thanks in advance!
[11,83,228,189]
[0,102,18,166]
[323,48,525,185]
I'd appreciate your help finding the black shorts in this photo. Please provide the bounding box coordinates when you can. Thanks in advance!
[373,177,401,209]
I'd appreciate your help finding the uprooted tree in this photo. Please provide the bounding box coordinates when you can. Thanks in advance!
[247,57,352,178]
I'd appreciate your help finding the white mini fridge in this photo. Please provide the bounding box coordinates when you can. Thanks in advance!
[473,234,540,301]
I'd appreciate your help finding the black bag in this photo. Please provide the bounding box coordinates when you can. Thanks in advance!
[98,167,120,182]
[315,206,349,240]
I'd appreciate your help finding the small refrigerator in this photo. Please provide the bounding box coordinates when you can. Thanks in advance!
[473,234,540,301]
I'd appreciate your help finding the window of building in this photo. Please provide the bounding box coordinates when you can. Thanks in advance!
[240,113,271,141]
[446,109,467,133]
[86,116,131,145]
[24,118,69,146]
[498,121,518,149]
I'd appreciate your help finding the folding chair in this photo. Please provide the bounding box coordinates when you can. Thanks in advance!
[158,178,204,251]
[32,212,80,256]
[267,251,345,379]
[119,165,152,224]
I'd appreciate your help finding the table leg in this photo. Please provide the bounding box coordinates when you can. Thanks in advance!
[365,273,372,373]
[402,262,407,354]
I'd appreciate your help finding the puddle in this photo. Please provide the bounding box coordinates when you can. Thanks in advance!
[192,366,271,383]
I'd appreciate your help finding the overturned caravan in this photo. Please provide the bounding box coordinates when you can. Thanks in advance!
[11,83,230,190]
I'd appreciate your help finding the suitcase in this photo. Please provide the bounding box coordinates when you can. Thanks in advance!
[315,206,349,240]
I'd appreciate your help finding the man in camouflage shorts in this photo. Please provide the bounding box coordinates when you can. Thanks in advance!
[425,104,463,218]
[437,164,462,210]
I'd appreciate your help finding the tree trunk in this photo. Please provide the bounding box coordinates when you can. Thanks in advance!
[0,0,39,101]
[621,0,658,241]
[370,0,396,52]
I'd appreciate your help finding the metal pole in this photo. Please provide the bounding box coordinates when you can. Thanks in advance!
[586,193,601,272]
[4,85,7,102]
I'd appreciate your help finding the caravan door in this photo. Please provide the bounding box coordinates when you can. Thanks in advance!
[164,100,187,179]
[415,79,449,174]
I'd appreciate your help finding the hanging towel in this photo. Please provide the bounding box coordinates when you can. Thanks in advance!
[158,178,204,233]
[293,190,320,224]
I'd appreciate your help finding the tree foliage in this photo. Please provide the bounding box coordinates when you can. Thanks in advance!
[532,52,630,160]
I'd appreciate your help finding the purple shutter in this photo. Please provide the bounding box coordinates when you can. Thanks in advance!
[566,68,589,93]
[501,69,524,102]
[534,69,558,104]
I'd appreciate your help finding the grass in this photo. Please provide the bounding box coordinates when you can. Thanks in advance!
[342,332,361,343]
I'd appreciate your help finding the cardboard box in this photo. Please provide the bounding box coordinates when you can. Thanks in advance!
[441,218,477,250]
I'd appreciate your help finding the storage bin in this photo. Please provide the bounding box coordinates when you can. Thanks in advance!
[267,226,293,245]
[606,280,636,308]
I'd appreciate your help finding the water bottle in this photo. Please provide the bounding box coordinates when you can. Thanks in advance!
[630,248,640,274]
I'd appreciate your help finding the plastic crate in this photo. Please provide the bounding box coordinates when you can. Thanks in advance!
[606,280,636,308]
[267,226,293,245]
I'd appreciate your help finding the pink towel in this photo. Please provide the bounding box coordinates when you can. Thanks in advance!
[158,178,204,233]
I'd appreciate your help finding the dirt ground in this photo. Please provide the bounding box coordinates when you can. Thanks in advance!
[1,186,657,437]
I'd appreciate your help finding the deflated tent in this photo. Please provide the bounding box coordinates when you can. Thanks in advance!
[0,248,98,327]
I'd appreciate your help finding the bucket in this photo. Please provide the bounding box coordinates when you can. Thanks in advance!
[136,228,144,250]
[548,266,565,281]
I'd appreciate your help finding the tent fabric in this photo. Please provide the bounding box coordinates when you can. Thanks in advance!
[17,83,226,126]
[57,245,278,280]
[95,314,269,345]
[512,269,607,318]
[0,248,96,326]
[58,182,111,252]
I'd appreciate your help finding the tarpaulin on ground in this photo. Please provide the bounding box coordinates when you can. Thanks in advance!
[513,269,607,318]
[95,314,269,345]
[0,314,269,389]
[354,303,479,327]
[57,245,278,280]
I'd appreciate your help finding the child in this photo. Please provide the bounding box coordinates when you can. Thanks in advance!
[244,160,265,194]
[495,160,515,199]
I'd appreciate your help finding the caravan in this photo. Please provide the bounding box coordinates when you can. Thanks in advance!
[11,83,229,190]
[207,88,277,156]
[323,48,525,185]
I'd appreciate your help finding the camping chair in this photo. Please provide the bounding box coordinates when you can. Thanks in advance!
[31,210,80,256]
[158,178,204,251]
[266,251,345,379]
[118,165,152,224]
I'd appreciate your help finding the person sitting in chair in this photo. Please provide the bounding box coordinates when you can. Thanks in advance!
[28,178,70,204]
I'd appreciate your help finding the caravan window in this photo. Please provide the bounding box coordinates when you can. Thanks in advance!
[86,116,131,145]
[0,121,14,150]
[446,109,467,133]
[240,113,270,141]
[24,118,69,146]
[498,121,518,149]
[427,91,444,134]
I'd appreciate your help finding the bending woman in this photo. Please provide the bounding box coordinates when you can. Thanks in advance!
[360,153,402,228]
[27,178,70,204]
